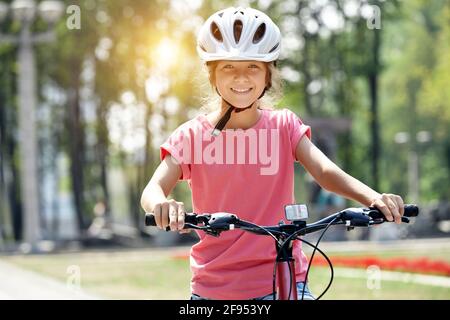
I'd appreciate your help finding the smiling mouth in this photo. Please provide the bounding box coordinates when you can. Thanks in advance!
[230,88,253,94]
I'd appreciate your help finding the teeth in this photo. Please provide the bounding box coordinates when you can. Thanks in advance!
[231,88,252,93]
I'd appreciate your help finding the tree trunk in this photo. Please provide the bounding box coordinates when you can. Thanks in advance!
[297,0,313,116]
[1,51,23,242]
[96,102,111,218]
[301,33,313,116]
[0,85,9,243]
[368,28,381,192]
[362,23,381,241]
[67,67,87,235]
[7,135,22,241]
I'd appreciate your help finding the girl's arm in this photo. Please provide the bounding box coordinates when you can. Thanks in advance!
[295,136,404,224]
[140,155,186,231]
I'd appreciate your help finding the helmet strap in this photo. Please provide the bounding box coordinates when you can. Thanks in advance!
[211,87,267,136]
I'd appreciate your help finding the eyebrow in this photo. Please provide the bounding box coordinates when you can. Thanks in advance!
[220,62,262,67]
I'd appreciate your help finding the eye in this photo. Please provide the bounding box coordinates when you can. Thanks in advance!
[249,64,260,69]
[223,64,234,69]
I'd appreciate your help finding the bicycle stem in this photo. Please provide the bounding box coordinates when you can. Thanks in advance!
[274,234,298,300]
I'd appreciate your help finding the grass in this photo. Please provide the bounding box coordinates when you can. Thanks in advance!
[308,267,449,300]
[2,246,449,300]
[3,249,192,300]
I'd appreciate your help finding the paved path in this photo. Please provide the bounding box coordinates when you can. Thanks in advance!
[0,260,101,300]
[335,267,450,288]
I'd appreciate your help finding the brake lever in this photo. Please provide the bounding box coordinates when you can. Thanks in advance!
[184,223,203,230]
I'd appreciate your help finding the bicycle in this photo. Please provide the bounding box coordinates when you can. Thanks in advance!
[145,204,419,300]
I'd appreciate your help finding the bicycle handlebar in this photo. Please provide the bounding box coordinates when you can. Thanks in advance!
[144,204,419,237]
[144,204,419,300]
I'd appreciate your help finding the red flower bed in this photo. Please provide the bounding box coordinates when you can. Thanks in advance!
[310,256,450,276]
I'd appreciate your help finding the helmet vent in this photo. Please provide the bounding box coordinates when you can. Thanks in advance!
[253,23,266,44]
[218,12,224,18]
[211,22,223,42]
[269,43,279,53]
[233,20,243,44]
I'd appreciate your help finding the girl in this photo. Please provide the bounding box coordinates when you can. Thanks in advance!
[141,7,405,300]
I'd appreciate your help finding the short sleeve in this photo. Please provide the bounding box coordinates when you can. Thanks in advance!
[160,126,192,181]
[285,109,312,160]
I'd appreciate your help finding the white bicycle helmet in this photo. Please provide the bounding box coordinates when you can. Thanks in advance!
[197,7,281,62]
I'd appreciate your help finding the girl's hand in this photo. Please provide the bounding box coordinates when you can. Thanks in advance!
[153,199,186,231]
[370,193,405,224]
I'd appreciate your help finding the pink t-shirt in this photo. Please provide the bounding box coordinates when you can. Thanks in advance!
[160,108,311,300]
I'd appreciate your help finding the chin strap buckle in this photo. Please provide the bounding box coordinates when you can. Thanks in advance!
[211,129,221,137]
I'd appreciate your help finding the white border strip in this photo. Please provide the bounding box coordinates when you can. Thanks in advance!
[335,267,450,288]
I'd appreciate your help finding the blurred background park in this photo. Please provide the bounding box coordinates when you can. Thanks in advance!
[0,0,449,299]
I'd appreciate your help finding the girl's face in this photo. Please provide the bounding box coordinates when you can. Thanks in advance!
[214,60,268,108]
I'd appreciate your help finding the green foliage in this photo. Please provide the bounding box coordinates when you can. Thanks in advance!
[380,0,450,200]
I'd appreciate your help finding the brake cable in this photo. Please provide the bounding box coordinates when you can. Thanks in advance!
[275,217,340,300]
[297,238,334,300]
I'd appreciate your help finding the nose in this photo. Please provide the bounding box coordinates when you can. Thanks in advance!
[233,68,250,82]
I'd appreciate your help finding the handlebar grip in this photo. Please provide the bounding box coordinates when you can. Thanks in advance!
[145,213,157,226]
[404,204,419,217]
[144,213,198,227]
[368,204,419,221]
